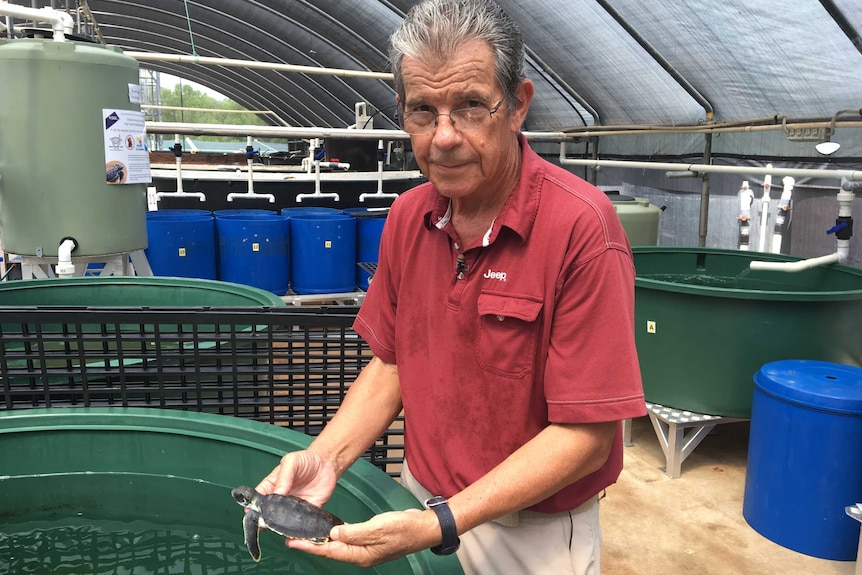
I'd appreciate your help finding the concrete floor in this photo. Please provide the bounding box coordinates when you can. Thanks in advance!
[601,416,857,575]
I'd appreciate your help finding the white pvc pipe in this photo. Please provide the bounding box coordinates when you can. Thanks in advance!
[125,52,394,81]
[304,138,319,174]
[297,145,340,202]
[757,166,773,252]
[0,3,73,41]
[837,189,855,218]
[244,134,257,196]
[227,135,275,202]
[749,252,841,272]
[147,121,572,144]
[737,181,754,251]
[559,152,862,182]
[55,238,77,277]
[148,121,411,142]
[359,139,399,203]
[770,177,794,254]
[319,161,350,170]
[155,134,206,201]
[750,187,854,272]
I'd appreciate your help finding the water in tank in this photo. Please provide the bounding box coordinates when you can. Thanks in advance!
[0,37,148,257]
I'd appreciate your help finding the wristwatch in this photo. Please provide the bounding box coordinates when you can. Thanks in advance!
[425,496,461,555]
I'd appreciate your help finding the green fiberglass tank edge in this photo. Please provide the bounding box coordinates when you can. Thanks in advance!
[0,408,464,574]
[633,247,862,418]
[0,38,148,257]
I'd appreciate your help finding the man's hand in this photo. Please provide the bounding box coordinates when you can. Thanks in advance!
[286,508,441,568]
[255,449,339,509]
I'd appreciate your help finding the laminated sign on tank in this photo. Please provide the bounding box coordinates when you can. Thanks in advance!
[103,108,150,185]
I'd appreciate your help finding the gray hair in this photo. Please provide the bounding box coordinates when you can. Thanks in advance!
[389,0,526,113]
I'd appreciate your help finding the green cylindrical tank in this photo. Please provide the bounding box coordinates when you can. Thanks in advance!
[606,192,662,246]
[0,276,286,307]
[0,38,147,257]
[633,247,862,417]
[0,408,464,574]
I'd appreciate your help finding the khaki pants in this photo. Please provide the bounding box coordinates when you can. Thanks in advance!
[401,460,602,575]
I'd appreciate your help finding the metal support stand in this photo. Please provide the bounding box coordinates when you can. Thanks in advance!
[624,402,747,479]
[281,291,365,306]
[19,250,153,278]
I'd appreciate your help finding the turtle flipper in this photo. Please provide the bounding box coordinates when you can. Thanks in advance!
[243,510,262,562]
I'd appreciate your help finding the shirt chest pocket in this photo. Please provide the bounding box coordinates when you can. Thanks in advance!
[476,293,544,378]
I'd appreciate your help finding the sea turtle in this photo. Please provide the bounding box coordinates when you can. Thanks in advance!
[231,485,344,562]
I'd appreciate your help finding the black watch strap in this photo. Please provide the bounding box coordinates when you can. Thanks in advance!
[425,496,461,555]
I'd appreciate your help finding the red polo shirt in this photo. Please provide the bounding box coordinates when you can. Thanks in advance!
[354,135,645,513]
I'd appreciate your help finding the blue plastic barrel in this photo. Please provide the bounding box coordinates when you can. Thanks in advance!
[288,214,356,294]
[147,209,212,218]
[145,212,216,279]
[214,209,277,218]
[281,207,343,217]
[743,360,862,560]
[214,213,289,295]
[344,208,388,290]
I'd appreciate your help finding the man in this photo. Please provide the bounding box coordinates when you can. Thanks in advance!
[256,1,645,572]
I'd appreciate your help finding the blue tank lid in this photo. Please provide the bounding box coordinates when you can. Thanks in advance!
[754,360,862,415]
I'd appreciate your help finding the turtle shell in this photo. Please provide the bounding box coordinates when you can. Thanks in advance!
[255,492,344,542]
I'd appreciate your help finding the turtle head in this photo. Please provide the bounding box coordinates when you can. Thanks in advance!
[231,485,258,508]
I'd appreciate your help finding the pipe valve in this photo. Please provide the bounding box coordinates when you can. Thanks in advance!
[827,217,853,240]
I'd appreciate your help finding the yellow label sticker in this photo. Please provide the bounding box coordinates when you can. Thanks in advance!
[252,243,260,252]
[646,321,656,334]
[325,240,332,249]
[178,247,187,257]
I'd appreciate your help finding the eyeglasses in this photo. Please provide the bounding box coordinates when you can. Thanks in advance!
[399,100,504,135]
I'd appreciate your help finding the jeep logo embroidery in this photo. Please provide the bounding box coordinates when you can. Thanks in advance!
[483,269,507,281]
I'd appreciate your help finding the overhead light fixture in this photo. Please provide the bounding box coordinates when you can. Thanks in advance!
[815,140,840,155]
[812,109,862,156]
[784,124,839,154]
[781,111,850,155]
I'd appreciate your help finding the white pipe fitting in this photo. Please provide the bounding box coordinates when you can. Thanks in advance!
[837,239,851,263]
[750,184,853,272]
[778,177,794,209]
[738,181,754,216]
[55,238,77,277]
[246,135,255,194]
[226,192,275,203]
[837,189,854,217]
[359,139,400,203]
[757,166,773,253]
[296,192,340,202]
[0,3,74,41]
[156,190,206,201]
[155,134,206,201]
[749,252,842,273]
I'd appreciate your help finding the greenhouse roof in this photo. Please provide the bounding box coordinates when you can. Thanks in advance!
[7,1,861,133]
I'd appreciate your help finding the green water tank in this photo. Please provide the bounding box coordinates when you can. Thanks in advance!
[0,38,147,257]
[0,408,464,574]
[606,191,662,246]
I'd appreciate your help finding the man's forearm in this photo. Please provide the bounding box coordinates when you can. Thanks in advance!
[308,356,403,477]
[448,420,617,534]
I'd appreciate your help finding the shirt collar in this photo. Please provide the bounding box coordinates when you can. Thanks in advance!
[423,133,541,246]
